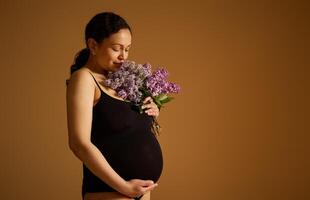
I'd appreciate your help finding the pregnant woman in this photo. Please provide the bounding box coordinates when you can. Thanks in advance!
[66,12,163,200]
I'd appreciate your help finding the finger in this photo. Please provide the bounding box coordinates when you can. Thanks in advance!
[149,107,159,114]
[145,110,153,115]
[146,108,157,114]
[147,110,159,117]
[140,180,154,187]
[142,101,158,109]
[142,97,150,104]
[147,105,158,111]
[141,183,158,193]
[142,103,156,110]
[143,96,152,104]
[141,104,149,109]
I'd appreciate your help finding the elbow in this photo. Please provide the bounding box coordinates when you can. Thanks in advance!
[69,143,87,160]
[69,141,90,154]
[69,143,80,155]
[69,143,78,152]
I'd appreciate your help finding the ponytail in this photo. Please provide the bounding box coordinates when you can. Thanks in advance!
[70,48,90,75]
[66,48,90,86]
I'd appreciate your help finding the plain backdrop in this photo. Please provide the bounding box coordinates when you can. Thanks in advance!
[0,0,309,199]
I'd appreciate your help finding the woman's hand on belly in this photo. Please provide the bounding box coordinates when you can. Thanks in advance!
[120,179,158,199]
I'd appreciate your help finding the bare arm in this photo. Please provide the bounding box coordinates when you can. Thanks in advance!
[66,70,127,193]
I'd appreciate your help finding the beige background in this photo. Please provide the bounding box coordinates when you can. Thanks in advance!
[0,0,309,199]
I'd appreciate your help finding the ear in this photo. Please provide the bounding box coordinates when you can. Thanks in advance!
[87,38,99,55]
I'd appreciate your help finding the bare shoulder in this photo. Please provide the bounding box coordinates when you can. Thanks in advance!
[66,68,95,95]
[66,68,97,113]
[67,68,93,87]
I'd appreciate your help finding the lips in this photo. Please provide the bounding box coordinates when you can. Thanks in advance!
[114,62,124,68]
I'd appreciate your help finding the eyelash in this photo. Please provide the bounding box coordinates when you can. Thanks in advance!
[112,48,130,52]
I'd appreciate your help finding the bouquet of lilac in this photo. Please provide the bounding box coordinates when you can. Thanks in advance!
[104,60,181,135]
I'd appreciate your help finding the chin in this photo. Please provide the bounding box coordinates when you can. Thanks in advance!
[109,67,118,72]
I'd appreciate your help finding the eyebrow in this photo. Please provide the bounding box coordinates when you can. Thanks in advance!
[111,43,131,47]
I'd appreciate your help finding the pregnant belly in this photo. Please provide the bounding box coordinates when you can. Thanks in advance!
[98,130,163,183]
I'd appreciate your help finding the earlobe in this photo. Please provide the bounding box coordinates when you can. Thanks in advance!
[87,38,98,56]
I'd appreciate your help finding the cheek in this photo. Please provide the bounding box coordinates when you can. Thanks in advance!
[124,52,129,59]
[106,49,119,58]
[98,50,118,64]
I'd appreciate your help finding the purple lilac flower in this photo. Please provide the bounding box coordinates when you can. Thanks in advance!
[104,60,181,106]
[104,60,151,104]
[117,90,127,99]
[145,68,181,96]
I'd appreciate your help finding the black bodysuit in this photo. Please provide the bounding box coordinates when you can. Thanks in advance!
[81,71,163,200]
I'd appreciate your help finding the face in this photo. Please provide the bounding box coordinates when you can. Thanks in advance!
[88,28,132,72]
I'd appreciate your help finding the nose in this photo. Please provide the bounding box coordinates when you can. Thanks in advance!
[118,50,127,60]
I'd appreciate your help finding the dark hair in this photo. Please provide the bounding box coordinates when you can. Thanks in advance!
[66,12,131,85]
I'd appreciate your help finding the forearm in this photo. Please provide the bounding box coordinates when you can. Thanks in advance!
[70,143,127,193]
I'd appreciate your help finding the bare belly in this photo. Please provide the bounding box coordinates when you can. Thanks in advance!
[84,191,150,200]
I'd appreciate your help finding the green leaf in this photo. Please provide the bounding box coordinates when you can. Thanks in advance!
[154,98,163,107]
[160,96,174,104]
[157,94,168,101]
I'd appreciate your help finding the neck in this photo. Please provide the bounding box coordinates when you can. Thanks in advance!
[84,56,109,78]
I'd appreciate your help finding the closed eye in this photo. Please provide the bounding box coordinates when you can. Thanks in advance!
[111,43,131,52]
[112,48,130,52]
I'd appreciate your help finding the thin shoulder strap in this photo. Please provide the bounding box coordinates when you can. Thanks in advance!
[87,71,103,92]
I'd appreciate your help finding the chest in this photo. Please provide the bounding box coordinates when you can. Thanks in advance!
[91,99,153,135]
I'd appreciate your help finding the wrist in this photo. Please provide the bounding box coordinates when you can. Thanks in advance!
[115,179,129,194]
